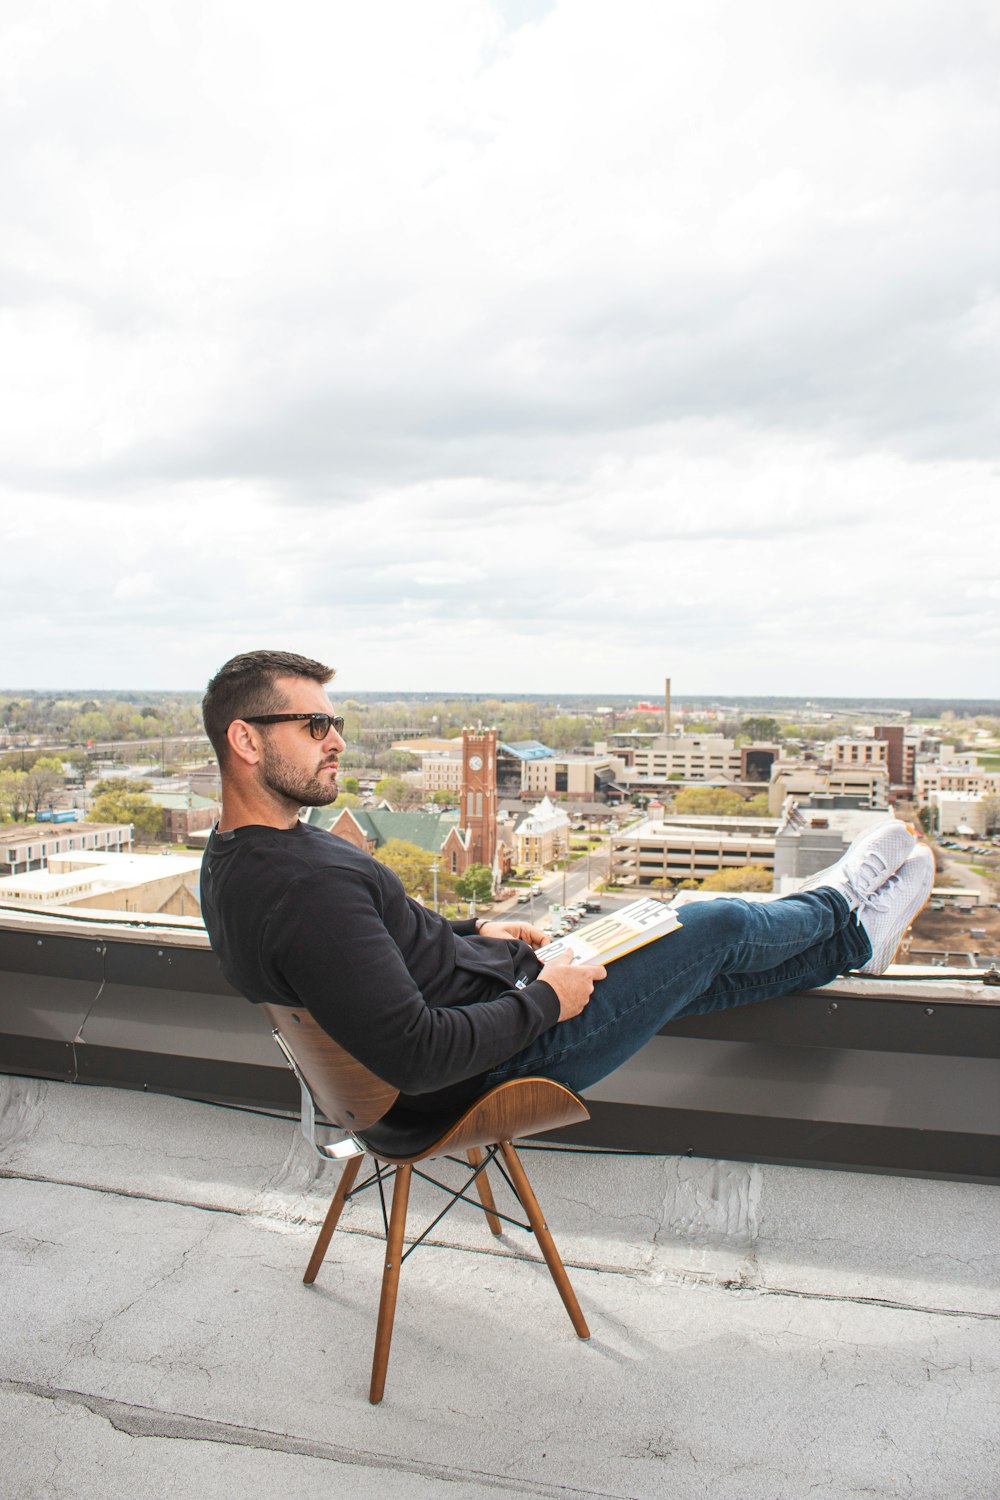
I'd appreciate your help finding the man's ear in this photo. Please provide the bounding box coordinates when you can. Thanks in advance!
[226,719,261,767]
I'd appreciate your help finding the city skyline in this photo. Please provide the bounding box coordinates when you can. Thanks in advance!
[1,2,998,697]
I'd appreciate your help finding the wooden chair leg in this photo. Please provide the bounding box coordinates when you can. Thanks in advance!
[467,1147,502,1237]
[499,1141,590,1340]
[303,1154,364,1285]
[370,1163,412,1404]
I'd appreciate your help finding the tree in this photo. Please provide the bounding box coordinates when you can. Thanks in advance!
[92,776,151,797]
[341,776,361,795]
[24,756,66,815]
[374,776,424,811]
[374,839,445,902]
[332,791,362,809]
[455,863,494,902]
[90,790,163,841]
[743,793,770,815]
[0,769,29,821]
[672,788,747,817]
[699,865,774,892]
[740,717,782,742]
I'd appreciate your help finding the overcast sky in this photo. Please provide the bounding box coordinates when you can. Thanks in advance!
[2,0,998,699]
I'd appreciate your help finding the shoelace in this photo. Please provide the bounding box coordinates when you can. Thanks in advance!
[854,870,901,915]
[839,851,893,908]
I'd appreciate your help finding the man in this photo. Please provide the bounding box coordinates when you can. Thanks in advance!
[200,650,934,1114]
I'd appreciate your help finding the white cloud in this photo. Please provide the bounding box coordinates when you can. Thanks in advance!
[0,0,998,698]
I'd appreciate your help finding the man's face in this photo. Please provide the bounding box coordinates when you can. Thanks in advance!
[255,675,345,808]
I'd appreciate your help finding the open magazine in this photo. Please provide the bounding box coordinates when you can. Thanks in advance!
[536,896,682,967]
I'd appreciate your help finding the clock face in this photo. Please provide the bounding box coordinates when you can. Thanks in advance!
[468,754,483,771]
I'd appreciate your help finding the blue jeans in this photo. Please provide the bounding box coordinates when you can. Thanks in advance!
[483,889,871,1095]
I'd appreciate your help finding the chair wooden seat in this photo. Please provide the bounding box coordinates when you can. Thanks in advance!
[263,1003,591,1403]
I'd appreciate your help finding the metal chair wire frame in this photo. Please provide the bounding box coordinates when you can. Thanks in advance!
[320,1144,535,1257]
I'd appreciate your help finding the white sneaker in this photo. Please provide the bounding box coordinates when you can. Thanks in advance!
[801,819,917,909]
[855,844,935,974]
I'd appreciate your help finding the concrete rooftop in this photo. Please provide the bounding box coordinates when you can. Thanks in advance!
[1,1073,997,1499]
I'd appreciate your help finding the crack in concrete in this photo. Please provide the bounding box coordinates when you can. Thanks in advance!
[5,1167,999,1324]
[65,1220,221,1365]
[719,1277,1000,1322]
[1,1379,636,1499]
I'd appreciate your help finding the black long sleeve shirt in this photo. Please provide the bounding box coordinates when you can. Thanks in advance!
[200,822,557,1103]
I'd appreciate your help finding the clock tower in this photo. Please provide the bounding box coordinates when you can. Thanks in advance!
[461,726,498,869]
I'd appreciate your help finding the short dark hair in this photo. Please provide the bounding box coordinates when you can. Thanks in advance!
[202,650,335,765]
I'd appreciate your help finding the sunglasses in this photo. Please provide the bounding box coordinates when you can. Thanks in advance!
[241,713,345,740]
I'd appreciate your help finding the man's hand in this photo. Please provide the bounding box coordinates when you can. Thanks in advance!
[535,950,606,1022]
[477,920,548,948]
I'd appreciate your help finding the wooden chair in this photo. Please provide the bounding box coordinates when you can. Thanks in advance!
[262,1003,591,1403]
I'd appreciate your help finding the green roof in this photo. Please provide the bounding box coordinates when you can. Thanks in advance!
[146,792,218,810]
[307,806,463,853]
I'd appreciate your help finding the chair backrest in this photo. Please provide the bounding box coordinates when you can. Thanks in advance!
[262,1003,399,1132]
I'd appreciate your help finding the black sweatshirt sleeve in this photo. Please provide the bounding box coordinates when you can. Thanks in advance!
[263,865,559,1093]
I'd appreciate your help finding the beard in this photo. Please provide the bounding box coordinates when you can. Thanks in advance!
[259,738,340,808]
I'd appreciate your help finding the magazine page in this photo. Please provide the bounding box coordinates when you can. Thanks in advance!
[537,896,681,967]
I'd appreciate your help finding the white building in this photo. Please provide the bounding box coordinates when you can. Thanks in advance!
[930,791,992,837]
[916,764,1000,805]
[622,735,742,783]
[515,796,571,868]
[0,849,203,918]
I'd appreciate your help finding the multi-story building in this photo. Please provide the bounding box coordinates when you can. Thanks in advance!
[609,815,778,888]
[514,796,571,869]
[828,738,889,768]
[601,734,779,789]
[930,791,991,837]
[916,764,1000,804]
[521,753,625,800]
[768,762,889,815]
[873,725,918,791]
[420,750,463,794]
[624,734,742,783]
[0,822,132,878]
[496,741,555,798]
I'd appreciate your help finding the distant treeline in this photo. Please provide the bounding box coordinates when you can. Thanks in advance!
[2,688,997,720]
